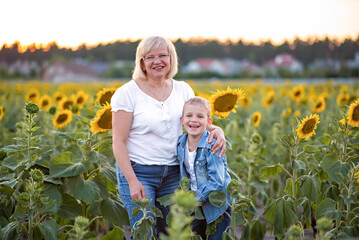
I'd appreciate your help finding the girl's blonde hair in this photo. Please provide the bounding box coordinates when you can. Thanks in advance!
[132,36,178,81]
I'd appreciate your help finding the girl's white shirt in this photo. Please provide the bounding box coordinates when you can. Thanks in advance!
[184,141,198,191]
[111,79,194,165]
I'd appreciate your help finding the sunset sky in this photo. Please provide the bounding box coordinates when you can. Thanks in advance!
[2,0,359,49]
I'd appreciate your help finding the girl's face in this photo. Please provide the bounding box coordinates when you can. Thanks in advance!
[141,48,171,80]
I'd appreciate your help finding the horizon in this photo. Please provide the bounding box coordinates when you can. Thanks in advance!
[2,0,359,51]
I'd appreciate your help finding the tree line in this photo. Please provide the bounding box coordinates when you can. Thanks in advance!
[1,36,359,66]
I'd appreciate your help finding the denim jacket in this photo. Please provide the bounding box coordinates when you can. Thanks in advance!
[177,130,232,223]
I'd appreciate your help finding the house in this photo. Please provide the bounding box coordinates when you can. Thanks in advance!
[264,53,304,73]
[182,58,242,75]
[43,62,100,82]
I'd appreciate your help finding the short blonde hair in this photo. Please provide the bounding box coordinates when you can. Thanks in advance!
[183,96,211,118]
[132,36,178,81]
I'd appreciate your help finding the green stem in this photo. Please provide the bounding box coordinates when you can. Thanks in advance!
[247,165,252,197]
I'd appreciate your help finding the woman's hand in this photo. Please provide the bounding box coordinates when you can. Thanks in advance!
[208,127,226,157]
[129,179,146,200]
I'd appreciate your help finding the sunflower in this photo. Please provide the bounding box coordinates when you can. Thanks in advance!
[296,114,320,140]
[283,108,292,118]
[294,110,301,117]
[0,106,4,121]
[39,95,52,110]
[312,97,326,113]
[355,170,359,184]
[347,98,359,127]
[90,103,112,134]
[58,97,74,111]
[290,86,305,103]
[73,91,88,108]
[348,94,358,104]
[96,88,117,106]
[209,86,245,118]
[251,111,261,127]
[339,118,352,135]
[53,109,72,129]
[240,95,252,109]
[336,93,349,107]
[54,91,66,105]
[25,89,40,103]
[262,90,275,108]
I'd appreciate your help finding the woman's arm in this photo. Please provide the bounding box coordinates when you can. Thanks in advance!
[112,110,146,200]
[207,124,226,157]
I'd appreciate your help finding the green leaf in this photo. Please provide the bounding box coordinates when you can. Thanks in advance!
[260,164,283,178]
[303,145,318,153]
[284,178,293,195]
[2,144,25,153]
[1,221,19,240]
[300,176,319,202]
[43,184,62,213]
[226,179,240,197]
[274,198,297,239]
[318,136,331,145]
[67,176,101,204]
[209,191,227,207]
[263,199,276,226]
[49,152,90,178]
[102,226,125,240]
[232,212,244,226]
[292,160,306,170]
[2,155,23,171]
[321,155,350,184]
[39,218,58,240]
[194,207,204,220]
[132,207,141,217]
[100,198,130,226]
[150,206,163,218]
[240,220,250,240]
[316,198,341,220]
[249,219,266,240]
[157,194,173,207]
[222,231,234,240]
[132,198,151,209]
[12,206,27,219]
[57,194,83,220]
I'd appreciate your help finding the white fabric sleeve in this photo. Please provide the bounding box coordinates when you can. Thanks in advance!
[110,84,135,112]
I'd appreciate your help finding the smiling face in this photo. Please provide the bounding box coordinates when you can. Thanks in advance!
[141,48,171,81]
[181,103,213,139]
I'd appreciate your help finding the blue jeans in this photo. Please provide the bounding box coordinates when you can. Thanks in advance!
[192,207,231,240]
[116,162,180,238]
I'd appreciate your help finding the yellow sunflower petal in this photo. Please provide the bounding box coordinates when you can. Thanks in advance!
[347,98,359,127]
[90,103,112,134]
[296,114,320,140]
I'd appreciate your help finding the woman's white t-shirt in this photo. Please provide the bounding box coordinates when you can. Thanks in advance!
[111,79,195,165]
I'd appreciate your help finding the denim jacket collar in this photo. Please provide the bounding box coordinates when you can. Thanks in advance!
[177,130,210,150]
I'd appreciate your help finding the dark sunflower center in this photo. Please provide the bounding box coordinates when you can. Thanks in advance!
[294,91,301,97]
[353,106,359,121]
[56,114,68,124]
[213,94,238,112]
[56,96,62,102]
[100,92,114,106]
[63,101,73,110]
[253,115,258,122]
[98,110,112,129]
[267,96,274,104]
[30,93,37,99]
[42,100,49,107]
[302,119,316,134]
[316,102,322,108]
[77,96,84,104]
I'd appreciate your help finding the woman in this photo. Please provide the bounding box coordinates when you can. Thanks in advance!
[111,36,226,237]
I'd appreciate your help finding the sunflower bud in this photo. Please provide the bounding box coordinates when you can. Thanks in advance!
[75,216,89,229]
[316,217,333,232]
[30,169,44,182]
[251,133,262,145]
[288,225,301,237]
[172,190,198,209]
[26,102,39,114]
[0,150,7,161]
[49,106,57,115]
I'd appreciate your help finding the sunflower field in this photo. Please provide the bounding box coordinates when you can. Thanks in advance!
[0,79,359,240]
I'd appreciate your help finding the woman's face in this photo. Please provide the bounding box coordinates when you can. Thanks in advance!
[141,48,171,80]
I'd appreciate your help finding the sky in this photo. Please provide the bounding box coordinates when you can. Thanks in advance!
[1,0,359,49]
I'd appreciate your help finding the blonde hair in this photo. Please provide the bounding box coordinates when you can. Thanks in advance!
[132,36,178,81]
[183,96,211,118]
